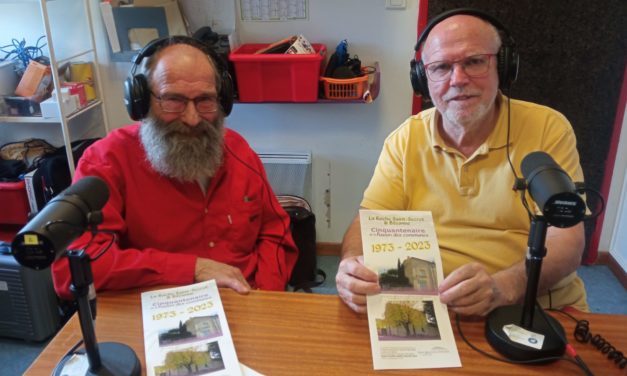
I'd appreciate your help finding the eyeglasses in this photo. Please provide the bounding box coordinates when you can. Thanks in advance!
[151,92,219,113]
[424,54,495,82]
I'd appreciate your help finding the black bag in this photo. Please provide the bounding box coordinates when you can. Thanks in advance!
[0,138,56,181]
[31,138,99,209]
[278,195,326,293]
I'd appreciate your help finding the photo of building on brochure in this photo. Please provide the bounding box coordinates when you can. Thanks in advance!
[377,255,438,295]
[375,298,441,341]
[158,315,224,347]
[153,340,226,376]
[149,315,228,375]
[374,256,442,340]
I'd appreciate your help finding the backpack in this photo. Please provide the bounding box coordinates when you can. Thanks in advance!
[30,138,99,211]
[278,195,326,292]
[0,138,56,181]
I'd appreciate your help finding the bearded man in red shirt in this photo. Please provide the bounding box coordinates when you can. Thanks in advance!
[52,36,298,300]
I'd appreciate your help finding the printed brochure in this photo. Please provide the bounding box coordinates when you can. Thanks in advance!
[141,280,242,376]
[360,210,461,370]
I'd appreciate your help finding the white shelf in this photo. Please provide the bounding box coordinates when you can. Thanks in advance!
[0,100,102,124]
[0,0,109,181]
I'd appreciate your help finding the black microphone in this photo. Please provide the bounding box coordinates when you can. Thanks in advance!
[11,176,109,270]
[521,151,586,228]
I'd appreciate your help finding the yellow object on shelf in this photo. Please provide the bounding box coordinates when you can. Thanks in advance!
[69,62,96,101]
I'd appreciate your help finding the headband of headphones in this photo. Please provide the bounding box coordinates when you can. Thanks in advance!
[124,35,234,120]
[414,8,514,53]
[410,8,519,98]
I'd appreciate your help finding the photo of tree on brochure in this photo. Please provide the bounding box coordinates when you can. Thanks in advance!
[158,315,223,347]
[378,256,438,295]
[375,299,440,341]
[153,341,225,375]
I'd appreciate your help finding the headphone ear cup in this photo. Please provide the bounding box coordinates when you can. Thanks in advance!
[124,73,150,121]
[496,43,519,92]
[496,46,509,91]
[220,71,234,116]
[410,59,430,99]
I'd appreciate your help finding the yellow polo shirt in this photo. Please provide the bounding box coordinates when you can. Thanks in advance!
[362,95,588,311]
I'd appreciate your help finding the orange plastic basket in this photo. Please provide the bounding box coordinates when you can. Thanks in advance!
[320,74,368,100]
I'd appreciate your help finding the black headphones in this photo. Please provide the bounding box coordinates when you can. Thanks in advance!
[123,35,234,121]
[410,8,519,99]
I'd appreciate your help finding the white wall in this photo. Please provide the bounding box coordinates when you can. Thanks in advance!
[94,0,419,242]
[84,0,627,255]
[600,103,627,271]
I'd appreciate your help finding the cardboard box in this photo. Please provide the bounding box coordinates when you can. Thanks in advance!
[61,82,87,107]
[39,97,60,118]
[40,89,79,118]
[14,60,52,99]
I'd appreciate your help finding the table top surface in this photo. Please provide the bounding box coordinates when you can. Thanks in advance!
[25,288,627,375]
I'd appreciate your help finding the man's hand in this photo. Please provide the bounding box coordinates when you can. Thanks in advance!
[195,257,251,294]
[439,262,519,317]
[336,255,381,313]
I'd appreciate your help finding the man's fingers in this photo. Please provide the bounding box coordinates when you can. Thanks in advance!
[339,256,378,283]
[439,262,479,292]
[216,272,251,294]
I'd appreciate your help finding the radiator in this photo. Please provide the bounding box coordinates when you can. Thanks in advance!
[257,151,312,202]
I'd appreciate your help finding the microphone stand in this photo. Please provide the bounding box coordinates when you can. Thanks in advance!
[485,216,566,362]
[53,219,140,375]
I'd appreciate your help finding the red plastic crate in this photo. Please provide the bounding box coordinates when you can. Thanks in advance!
[0,180,30,225]
[229,43,326,102]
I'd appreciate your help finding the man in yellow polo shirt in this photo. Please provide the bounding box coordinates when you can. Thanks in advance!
[336,9,587,317]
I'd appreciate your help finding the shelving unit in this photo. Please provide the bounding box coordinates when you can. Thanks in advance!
[0,0,109,178]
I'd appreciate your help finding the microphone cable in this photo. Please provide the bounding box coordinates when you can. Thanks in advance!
[549,308,627,370]
[502,89,535,219]
[223,142,291,281]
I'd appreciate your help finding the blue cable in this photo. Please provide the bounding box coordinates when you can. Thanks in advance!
[0,36,47,72]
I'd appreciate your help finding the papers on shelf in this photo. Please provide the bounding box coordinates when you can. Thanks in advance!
[141,280,242,376]
[100,1,121,53]
[360,210,461,370]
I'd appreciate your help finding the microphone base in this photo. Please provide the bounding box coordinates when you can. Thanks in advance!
[485,305,565,363]
[54,342,141,376]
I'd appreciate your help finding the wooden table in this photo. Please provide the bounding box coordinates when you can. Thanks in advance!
[26,289,627,375]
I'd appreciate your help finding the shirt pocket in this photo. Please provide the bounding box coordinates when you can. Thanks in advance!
[224,198,264,253]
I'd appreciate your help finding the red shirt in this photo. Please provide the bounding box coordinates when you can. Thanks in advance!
[52,124,297,300]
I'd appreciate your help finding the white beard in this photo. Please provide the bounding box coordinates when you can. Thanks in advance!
[139,111,225,182]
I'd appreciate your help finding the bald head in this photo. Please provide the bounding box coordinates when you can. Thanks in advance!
[144,43,221,93]
[422,15,501,63]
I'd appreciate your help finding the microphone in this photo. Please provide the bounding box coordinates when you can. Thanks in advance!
[11,176,109,270]
[520,151,586,228]
[11,176,140,375]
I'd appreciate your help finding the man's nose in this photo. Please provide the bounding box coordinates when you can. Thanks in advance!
[449,64,470,86]
[180,100,201,127]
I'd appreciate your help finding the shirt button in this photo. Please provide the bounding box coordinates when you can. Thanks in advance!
[208,241,215,248]
[204,208,208,214]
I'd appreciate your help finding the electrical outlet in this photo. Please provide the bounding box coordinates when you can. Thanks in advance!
[385,0,406,10]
